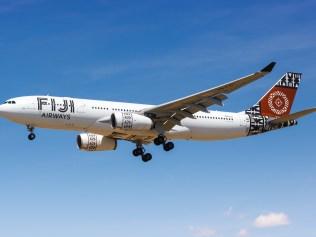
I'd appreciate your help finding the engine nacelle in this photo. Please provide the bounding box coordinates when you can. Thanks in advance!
[77,133,117,151]
[111,112,153,130]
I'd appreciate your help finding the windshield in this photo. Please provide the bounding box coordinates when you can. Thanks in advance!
[4,101,16,104]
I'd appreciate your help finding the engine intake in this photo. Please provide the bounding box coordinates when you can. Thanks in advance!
[111,112,153,130]
[77,133,117,151]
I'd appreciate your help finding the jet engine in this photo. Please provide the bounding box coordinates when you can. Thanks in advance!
[111,112,153,130]
[77,133,117,151]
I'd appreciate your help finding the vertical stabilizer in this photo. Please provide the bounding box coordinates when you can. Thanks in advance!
[246,72,301,118]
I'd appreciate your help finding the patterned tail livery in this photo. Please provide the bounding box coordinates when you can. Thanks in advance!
[245,72,301,136]
[246,72,301,118]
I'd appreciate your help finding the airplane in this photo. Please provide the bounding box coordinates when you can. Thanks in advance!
[0,62,315,162]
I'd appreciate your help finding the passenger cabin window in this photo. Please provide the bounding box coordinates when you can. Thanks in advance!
[90,106,138,112]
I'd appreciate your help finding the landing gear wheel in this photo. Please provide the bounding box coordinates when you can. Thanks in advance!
[26,125,36,141]
[154,135,165,145]
[154,138,161,145]
[142,153,152,162]
[132,147,143,157]
[163,142,174,151]
[133,143,153,162]
[28,133,36,141]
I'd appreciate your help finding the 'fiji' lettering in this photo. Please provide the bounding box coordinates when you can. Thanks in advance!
[37,97,75,113]
[58,100,68,113]
[37,97,48,110]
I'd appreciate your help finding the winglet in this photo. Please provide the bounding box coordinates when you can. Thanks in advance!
[261,62,276,73]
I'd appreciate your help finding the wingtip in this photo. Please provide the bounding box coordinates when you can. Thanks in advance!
[261,62,276,73]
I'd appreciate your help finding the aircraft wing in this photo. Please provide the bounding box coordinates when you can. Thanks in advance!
[269,108,316,125]
[143,62,276,131]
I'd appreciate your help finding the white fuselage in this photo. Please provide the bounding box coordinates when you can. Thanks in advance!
[0,96,251,141]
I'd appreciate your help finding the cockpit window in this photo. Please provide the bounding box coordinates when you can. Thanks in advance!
[4,101,16,104]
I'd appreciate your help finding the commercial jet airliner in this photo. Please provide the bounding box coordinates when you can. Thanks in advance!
[0,62,315,162]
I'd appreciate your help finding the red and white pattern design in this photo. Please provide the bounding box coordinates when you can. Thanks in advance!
[268,90,290,116]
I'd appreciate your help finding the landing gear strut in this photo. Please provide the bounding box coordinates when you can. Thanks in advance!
[132,144,152,162]
[27,125,36,141]
[154,134,174,152]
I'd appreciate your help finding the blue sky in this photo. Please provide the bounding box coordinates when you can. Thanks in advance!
[0,0,315,236]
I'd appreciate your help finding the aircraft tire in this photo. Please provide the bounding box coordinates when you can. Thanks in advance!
[157,135,165,144]
[28,133,36,141]
[142,153,152,162]
[133,148,143,157]
[163,142,174,151]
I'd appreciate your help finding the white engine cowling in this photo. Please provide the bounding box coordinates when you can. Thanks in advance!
[111,112,153,130]
[77,133,117,151]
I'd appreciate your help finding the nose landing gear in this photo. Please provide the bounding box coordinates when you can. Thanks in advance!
[28,133,36,141]
[27,125,36,141]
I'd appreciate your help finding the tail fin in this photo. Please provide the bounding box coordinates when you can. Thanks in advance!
[246,72,302,117]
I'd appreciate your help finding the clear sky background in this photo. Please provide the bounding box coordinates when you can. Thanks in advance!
[0,1,315,237]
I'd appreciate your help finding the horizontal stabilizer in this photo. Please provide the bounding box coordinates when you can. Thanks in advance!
[269,108,316,125]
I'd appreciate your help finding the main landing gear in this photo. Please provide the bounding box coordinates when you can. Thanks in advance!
[27,125,36,141]
[133,135,174,162]
[132,135,175,163]
[154,134,174,152]
[132,144,152,162]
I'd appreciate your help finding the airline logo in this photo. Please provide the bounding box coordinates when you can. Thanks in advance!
[37,97,75,113]
[260,87,297,117]
[37,97,75,120]
[267,90,289,115]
